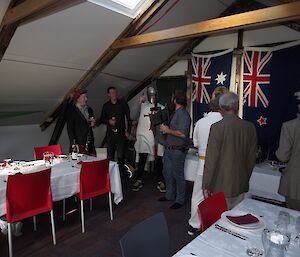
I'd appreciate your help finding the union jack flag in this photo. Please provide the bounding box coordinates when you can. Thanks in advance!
[191,50,232,123]
[243,43,300,160]
[243,51,272,108]
[192,56,211,104]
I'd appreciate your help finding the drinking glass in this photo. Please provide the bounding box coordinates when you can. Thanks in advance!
[277,211,291,226]
[294,216,300,247]
[4,159,11,167]
[43,152,54,167]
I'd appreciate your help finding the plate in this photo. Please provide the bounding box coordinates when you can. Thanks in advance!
[221,210,265,230]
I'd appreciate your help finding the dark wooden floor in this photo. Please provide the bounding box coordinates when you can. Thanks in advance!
[0,173,194,257]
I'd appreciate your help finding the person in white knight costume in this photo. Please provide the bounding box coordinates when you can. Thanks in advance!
[188,86,228,236]
[132,86,166,192]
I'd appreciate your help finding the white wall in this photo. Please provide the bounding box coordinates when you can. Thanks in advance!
[0,124,63,161]
[0,122,109,161]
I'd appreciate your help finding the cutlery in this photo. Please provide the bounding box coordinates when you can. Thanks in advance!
[215,224,248,240]
[190,253,199,256]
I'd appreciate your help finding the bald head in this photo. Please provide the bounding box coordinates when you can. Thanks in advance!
[219,92,239,114]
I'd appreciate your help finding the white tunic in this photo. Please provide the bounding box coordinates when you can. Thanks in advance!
[193,112,222,175]
[135,101,164,160]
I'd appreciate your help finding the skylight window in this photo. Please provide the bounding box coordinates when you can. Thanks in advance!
[88,0,153,18]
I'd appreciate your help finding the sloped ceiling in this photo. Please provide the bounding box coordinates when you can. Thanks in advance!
[0,1,132,124]
[0,0,236,125]
[1,0,298,126]
[0,0,10,22]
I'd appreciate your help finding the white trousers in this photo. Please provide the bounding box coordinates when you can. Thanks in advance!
[188,173,204,229]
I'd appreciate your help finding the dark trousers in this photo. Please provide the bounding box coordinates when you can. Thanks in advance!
[287,198,300,211]
[136,153,164,182]
[163,149,186,205]
[107,133,126,176]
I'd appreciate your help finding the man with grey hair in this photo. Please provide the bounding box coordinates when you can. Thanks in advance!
[202,92,257,209]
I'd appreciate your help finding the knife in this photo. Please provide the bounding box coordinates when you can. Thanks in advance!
[215,224,248,240]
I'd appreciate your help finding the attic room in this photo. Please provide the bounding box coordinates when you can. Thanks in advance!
[0,0,300,257]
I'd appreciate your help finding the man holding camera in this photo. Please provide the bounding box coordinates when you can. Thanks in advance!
[159,93,191,209]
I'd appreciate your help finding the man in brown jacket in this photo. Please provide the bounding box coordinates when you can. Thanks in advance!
[202,92,257,209]
[276,93,300,211]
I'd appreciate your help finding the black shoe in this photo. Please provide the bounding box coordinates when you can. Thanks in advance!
[158,197,171,202]
[187,225,200,236]
[132,180,143,192]
[170,203,183,209]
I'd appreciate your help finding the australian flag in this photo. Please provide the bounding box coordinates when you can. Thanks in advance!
[243,42,300,160]
[192,49,233,123]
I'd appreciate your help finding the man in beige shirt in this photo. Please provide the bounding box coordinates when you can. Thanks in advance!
[276,92,300,211]
[202,92,257,209]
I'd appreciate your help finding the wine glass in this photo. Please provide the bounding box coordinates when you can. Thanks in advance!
[4,159,11,167]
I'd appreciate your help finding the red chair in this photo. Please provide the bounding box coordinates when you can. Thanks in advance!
[78,159,113,233]
[34,144,62,160]
[6,169,56,257]
[198,192,228,232]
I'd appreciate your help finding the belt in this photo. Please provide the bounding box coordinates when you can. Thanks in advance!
[166,146,186,151]
[199,155,205,160]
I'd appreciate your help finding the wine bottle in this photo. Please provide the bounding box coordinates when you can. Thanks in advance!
[72,139,78,160]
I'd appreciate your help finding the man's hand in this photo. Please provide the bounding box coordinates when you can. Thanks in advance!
[108,118,116,126]
[160,124,170,134]
[139,95,146,104]
[89,117,96,127]
[125,132,129,139]
[203,189,211,199]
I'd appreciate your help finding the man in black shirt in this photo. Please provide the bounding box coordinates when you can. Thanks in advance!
[98,87,132,177]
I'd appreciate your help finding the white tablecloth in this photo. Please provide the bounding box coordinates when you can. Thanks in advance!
[184,154,285,203]
[0,158,123,216]
[249,162,285,202]
[173,198,300,257]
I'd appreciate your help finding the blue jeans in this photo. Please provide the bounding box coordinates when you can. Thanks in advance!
[163,149,186,205]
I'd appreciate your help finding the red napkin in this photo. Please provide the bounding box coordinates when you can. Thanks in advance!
[226,214,259,225]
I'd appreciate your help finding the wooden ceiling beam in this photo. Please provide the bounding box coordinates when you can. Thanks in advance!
[2,0,61,26]
[112,1,300,50]
[40,0,171,130]
[125,0,276,100]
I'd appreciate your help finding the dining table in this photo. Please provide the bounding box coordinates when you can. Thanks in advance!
[0,156,123,217]
[184,152,286,203]
[173,198,300,257]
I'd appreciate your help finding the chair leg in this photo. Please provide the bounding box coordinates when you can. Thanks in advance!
[50,210,56,245]
[62,199,66,221]
[8,223,13,257]
[109,192,113,221]
[33,216,37,231]
[89,198,92,212]
[80,200,85,233]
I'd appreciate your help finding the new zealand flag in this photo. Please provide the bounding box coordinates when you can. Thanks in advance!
[192,49,233,123]
[243,42,300,160]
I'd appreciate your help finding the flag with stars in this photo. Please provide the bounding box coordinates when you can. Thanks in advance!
[191,49,233,123]
[243,42,300,160]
